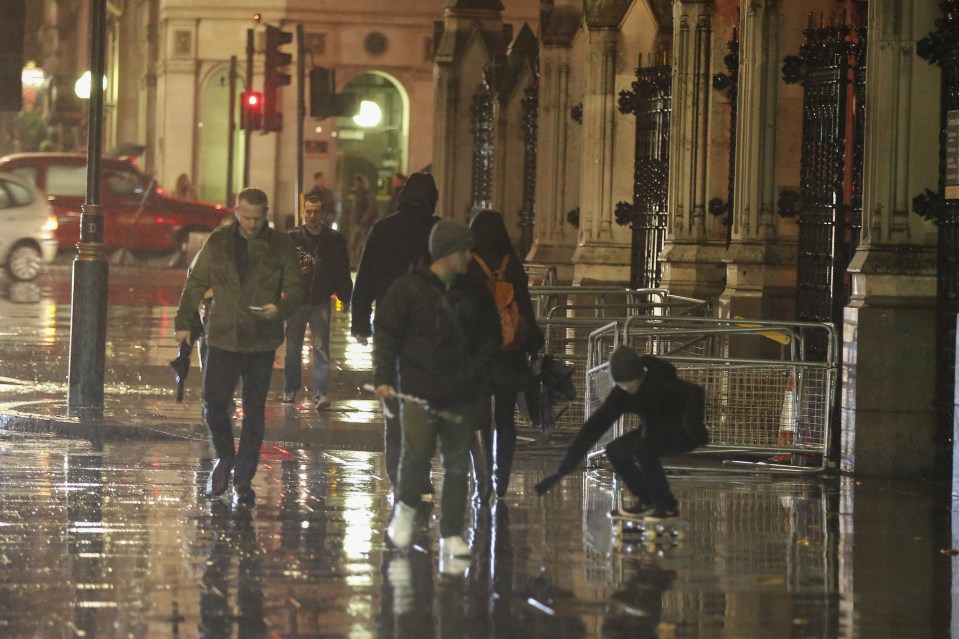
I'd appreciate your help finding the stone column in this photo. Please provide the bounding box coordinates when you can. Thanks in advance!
[432,4,506,222]
[572,0,633,284]
[527,5,580,281]
[718,0,799,321]
[841,0,939,477]
[660,0,726,301]
[156,18,198,186]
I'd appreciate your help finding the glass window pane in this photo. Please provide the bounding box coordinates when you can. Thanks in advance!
[46,165,87,197]
[0,183,12,209]
[9,166,37,186]
[5,180,33,206]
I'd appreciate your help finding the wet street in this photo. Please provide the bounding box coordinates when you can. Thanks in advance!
[0,264,955,638]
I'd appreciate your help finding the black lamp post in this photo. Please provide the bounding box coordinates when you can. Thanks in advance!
[67,0,109,414]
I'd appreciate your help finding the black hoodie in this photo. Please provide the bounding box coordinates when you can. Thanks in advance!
[351,172,440,337]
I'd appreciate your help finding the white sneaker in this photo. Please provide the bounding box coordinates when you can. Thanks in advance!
[387,501,416,550]
[439,535,471,558]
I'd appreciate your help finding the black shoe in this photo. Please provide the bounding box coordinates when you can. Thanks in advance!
[608,502,653,520]
[233,482,256,506]
[206,459,232,497]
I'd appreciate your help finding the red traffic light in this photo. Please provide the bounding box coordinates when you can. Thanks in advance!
[241,91,263,130]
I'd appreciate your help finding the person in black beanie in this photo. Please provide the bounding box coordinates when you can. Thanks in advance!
[373,218,501,561]
[535,346,709,521]
[352,171,440,490]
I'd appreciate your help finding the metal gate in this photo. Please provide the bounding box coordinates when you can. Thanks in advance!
[617,63,672,289]
[470,68,495,212]
[917,2,959,472]
[784,14,866,361]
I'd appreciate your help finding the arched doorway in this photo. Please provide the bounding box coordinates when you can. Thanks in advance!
[335,71,409,214]
[198,66,245,205]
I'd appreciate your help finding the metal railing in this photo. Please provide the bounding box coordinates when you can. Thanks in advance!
[516,288,709,434]
[584,316,838,473]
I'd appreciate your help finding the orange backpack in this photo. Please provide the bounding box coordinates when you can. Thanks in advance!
[473,254,527,352]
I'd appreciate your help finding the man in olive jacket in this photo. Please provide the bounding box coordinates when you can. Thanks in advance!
[175,187,303,506]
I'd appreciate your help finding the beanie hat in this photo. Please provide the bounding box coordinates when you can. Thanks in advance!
[608,346,646,382]
[397,172,438,211]
[429,218,472,260]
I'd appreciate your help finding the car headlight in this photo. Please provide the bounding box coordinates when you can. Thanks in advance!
[42,215,58,231]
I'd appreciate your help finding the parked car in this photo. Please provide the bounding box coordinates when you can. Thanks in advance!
[0,172,57,281]
[0,153,228,256]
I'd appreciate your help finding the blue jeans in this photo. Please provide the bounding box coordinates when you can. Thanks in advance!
[203,346,275,484]
[283,302,331,397]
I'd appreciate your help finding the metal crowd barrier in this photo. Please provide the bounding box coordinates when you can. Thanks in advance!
[516,288,710,435]
[523,262,559,286]
[583,316,838,473]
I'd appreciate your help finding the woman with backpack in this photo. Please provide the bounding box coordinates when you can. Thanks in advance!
[468,209,544,501]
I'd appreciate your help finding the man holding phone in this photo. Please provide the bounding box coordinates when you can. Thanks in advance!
[174,187,303,506]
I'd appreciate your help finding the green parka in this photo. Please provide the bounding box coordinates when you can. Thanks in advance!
[175,222,304,352]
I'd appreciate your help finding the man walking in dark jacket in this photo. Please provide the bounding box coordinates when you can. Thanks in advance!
[283,194,353,410]
[175,187,303,506]
[352,172,440,488]
[373,219,501,562]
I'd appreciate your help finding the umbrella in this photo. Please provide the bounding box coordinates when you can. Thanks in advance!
[519,354,576,436]
[170,310,204,402]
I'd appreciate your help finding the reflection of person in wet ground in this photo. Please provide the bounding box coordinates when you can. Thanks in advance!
[199,502,265,638]
[602,562,676,639]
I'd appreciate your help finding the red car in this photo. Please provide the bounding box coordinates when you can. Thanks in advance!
[0,153,228,255]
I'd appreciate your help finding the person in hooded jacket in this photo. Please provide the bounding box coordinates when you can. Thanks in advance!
[373,218,501,560]
[467,210,543,501]
[352,172,440,489]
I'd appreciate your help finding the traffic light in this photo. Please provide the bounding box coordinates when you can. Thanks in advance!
[309,68,334,119]
[309,68,362,120]
[263,25,292,132]
[242,91,263,130]
[0,0,25,112]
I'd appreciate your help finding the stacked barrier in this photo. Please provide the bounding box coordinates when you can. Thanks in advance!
[517,287,710,434]
[583,316,838,472]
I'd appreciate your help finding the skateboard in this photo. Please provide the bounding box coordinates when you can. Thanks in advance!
[608,512,690,553]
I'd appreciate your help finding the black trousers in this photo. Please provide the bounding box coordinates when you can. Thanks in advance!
[605,384,706,510]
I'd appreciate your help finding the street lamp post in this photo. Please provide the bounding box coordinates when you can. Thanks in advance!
[67,0,109,414]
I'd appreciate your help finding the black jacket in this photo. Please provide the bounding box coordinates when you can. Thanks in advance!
[556,356,708,475]
[373,267,502,407]
[351,206,438,337]
[288,225,352,305]
[468,249,544,388]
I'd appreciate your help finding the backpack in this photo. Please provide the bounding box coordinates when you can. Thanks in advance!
[473,254,527,352]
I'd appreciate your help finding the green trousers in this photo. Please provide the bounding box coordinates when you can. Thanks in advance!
[396,400,476,538]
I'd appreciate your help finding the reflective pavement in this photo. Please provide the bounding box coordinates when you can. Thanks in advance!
[0,265,954,638]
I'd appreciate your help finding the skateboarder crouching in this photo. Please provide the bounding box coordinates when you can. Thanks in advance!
[535,346,709,521]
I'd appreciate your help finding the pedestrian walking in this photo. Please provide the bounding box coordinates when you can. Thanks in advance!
[305,171,336,220]
[389,172,407,213]
[174,187,304,506]
[283,194,352,411]
[348,174,378,265]
[352,172,440,490]
[467,209,543,502]
[373,219,501,561]
[535,346,709,521]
